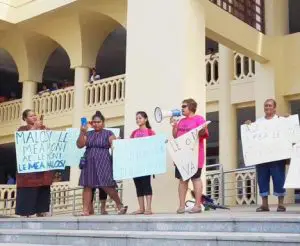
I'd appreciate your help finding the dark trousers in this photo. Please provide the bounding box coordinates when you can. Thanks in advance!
[16,186,50,216]
[91,188,108,201]
[133,175,152,197]
[256,160,286,197]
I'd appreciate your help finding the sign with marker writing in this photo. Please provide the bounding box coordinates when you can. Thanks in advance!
[15,130,68,173]
[167,121,210,181]
[65,128,120,167]
[241,115,300,166]
[113,135,167,180]
[284,143,300,188]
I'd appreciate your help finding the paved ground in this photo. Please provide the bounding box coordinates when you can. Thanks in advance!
[1,204,300,221]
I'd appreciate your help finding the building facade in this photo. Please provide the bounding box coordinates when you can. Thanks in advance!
[0,0,300,213]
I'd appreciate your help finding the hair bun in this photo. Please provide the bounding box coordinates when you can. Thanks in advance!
[95,111,101,116]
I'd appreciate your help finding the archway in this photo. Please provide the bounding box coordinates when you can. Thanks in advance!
[95,26,126,79]
[42,46,74,92]
[0,48,20,102]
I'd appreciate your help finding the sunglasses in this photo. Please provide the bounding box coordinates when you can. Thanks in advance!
[181,105,188,109]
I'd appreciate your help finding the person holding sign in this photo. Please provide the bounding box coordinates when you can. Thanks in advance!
[15,109,53,217]
[171,98,209,214]
[245,99,287,212]
[130,111,155,215]
[77,111,127,216]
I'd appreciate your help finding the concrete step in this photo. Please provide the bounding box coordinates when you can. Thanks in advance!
[1,213,300,234]
[0,244,70,246]
[0,229,299,246]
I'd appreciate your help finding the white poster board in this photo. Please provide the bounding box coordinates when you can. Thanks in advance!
[241,115,300,166]
[284,143,300,188]
[167,121,210,181]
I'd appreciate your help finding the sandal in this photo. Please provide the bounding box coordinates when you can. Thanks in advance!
[118,205,128,215]
[79,211,90,216]
[176,208,185,214]
[277,205,286,212]
[144,210,153,215]
[256,206,270,212]
[189,206,202,214]
[131,209,144,215]
[101,211,108,215]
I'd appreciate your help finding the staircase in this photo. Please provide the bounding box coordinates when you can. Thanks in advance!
[0,210,300,245]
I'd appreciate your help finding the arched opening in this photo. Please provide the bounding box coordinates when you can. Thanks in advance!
[95,26,126,79]
[0,48,20,103]
[41,46,74,93]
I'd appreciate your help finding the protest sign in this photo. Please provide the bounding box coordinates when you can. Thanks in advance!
[241,115,300,166]
[167,121,210,181]
[15,130,68,173]
[65,127,120,167]
[284,143,300,188]
[113,135,167,180]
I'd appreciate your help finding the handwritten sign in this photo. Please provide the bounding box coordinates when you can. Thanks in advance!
[113,135,167,180]
[284,143,300,188]
[167,121,210,181]
[65,128,120,167]
[241,115,300,166]
[15,130,68,173]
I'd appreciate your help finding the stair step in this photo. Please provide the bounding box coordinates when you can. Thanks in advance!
[0,244,69,246]
[1,214,300,234]
[0,229,300,246]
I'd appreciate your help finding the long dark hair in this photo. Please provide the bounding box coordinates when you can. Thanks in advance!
[22,109,32,121]
[92,110,105,121]
[136,111,151,129]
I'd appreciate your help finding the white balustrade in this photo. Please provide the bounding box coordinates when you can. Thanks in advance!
[234,52,255,80]
[205,54,219,87]
[0,99,22,123]
[235,169,257,205]
[85,75,125,107]
[33,87,74,116]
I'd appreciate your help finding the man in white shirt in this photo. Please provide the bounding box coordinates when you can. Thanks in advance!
[246,99,287,212]
[89,68,100,83]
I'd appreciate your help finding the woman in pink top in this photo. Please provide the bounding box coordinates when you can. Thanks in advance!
[130,111,155,215]
[171,98,209,214]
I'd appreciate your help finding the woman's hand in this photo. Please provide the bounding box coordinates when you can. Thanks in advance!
[199,128,206,137]
[80,125,88,134]
[32,120,42,130]
[170,117,178,127]
[244,120,252,125]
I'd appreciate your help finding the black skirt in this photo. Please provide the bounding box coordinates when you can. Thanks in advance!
[15,186,51,216]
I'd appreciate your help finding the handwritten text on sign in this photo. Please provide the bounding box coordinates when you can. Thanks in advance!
[284,143,300,188]
[113,135,167,180]
[241,115,300,166]
[15,130,68,173]
[167,121,210,181]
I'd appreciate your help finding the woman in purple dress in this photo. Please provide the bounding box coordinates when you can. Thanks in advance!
[77,111,127,216]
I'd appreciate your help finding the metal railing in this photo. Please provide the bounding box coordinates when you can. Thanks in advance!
[0,182,123,217]
[206,164,257,206]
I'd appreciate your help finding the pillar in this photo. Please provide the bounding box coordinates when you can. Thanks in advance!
[255,0,292,204]
[21,81,37,112]
[124,0,206,213]
[218,45,237,205]
[69,66,90,187]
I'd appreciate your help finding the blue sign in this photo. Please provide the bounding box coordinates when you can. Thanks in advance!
[15,130,68,173]
[113,135,167,180]
[65,128,120,167]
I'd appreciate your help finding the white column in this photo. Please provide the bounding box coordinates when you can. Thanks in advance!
[69,66,90,187]
[124,0,206,213]
[218,45,237,205]
[21,80,37,111]
[255,0,292,204]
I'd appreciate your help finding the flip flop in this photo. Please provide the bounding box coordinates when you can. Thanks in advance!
[176,208,185,214]
[144,210,153,215]
[131,210,144,215]
[118,205,128,215]
[189,206,202,214]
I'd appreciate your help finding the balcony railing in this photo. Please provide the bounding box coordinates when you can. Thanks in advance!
[209,0,265,33]
[0,99,22,123]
